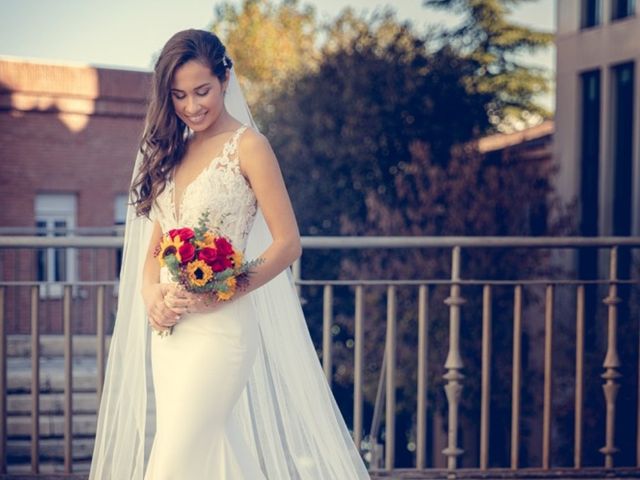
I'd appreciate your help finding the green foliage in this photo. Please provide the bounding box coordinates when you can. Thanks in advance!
[211,0,318,110]
[424,0,554,127]
[332,143,573,465]
[260,9,493,239]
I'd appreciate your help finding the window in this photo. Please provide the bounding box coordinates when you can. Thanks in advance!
[578,70,601,283]
[579,70,601,237]
[114,194,128,279]
[612,0,635,20]
[611,62,634,236]
[35,194,77,298]
[581,0,602,28]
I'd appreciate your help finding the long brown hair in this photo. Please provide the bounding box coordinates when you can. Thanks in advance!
[131,29,233,217]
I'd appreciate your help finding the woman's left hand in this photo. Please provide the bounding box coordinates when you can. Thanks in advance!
[163,285,222,315]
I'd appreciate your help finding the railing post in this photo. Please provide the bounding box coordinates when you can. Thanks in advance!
[600,247,621,467]
[416,285,429,469]
[385,285,397,470]
[323,284,333,385]
[96,285,106,401]
[0,287,6,475]
[63,285,73,473]
[575,285,585,468]
[542,284,554,468]
[442,246,465,469]
[292,257,301,297]
[31,286,40,473]
[353,285,364,450]
[480,284,492,469]
[511,285,523,468]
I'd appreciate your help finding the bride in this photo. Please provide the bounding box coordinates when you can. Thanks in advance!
[89,29,370,479]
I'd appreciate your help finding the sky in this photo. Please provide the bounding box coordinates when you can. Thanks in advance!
[0,0,555,107]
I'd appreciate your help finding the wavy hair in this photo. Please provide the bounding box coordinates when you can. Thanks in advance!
[131,29,233,217]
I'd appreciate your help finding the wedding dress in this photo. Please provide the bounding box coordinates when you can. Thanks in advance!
[89,69,370,480]
[143,125,268,478]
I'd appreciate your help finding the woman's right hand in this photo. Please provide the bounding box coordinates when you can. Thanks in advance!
[141,283,181,333]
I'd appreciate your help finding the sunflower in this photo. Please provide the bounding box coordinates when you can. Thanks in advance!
[216,276,237,301]
[158,234,184,266]
[195,231,216,249]
[186,259,214,287]
[232,250,244,268]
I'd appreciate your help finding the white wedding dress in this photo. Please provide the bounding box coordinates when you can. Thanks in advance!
[90,68,371,479]
[144,125,267,479]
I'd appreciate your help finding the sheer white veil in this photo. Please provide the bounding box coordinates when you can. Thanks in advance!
[89,68,370,479]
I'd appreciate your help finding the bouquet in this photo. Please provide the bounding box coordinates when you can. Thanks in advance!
[152,211,262,337]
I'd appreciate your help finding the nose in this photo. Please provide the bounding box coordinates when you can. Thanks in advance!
[184,95,200,115]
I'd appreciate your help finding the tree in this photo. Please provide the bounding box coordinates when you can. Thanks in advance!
[261,9,492,239]
[331,139,572,466]
[211,0,318,110]
[423,0,554,130]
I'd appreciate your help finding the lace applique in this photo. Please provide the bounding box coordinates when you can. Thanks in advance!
[152,125,258,252]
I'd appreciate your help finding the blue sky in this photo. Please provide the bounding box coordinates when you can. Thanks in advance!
[0,0,555,107]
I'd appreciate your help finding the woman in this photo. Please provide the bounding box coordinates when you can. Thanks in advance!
[89,29,370,479]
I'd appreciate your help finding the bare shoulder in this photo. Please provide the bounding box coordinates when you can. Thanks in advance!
[238,126,272,156]
[237,126,277,177]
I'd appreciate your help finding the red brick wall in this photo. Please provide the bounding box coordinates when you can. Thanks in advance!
[0,58,151,333]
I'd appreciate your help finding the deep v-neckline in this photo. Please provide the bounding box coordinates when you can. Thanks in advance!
[171,125,244,224]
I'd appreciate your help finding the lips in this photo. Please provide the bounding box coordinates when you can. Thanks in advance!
[186,111,207,125]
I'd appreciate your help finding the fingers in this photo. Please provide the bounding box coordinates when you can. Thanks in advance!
[148,314,172,334]
[163,290,205,313]
[159,284,213,317]
[149,302,181,328]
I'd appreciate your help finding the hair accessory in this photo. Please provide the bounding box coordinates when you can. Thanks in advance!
[222,55,229,68]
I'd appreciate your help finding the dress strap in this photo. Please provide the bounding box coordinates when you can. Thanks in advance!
[227,125,248,158]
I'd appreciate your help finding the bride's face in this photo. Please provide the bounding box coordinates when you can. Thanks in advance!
[170,59,228,133]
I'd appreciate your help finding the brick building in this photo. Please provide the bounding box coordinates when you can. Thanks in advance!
[0,58,151,333]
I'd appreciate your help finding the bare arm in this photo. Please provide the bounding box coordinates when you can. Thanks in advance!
[141,219,163,292]
[235,129,302,294]
[141,219,182,331]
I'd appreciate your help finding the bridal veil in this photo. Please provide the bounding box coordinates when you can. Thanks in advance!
[89,68,370,479]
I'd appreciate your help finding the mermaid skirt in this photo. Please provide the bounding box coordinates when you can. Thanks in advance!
[143,294,265,480]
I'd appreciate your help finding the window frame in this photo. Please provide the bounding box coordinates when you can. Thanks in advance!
[35,194,78,299]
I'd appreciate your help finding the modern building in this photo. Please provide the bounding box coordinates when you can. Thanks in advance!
[553,2,639,468]
[555,0,639,238]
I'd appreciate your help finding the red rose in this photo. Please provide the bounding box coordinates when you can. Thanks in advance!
[210,256,233,273]
[214,237,234,256]
[178,242,196,264]
[198,247,219,266]
[168,227,195,242]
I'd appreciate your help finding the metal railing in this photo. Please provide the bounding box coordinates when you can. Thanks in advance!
[0,235,639,478]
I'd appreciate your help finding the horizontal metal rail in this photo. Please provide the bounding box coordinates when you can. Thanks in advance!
[1,235,639,249]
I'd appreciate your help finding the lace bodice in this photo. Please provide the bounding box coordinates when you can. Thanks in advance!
[152,125,257,253]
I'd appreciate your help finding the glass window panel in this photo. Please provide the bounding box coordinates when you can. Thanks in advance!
[54,220,67,282]
[581,0,602,28]
[612,0,635,20]
[579,69,601,281]
[36,220,47,282]
[611,62,634,236]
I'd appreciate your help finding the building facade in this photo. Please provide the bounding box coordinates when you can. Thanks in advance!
[0,58,150,333]
[555,0,639,238]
